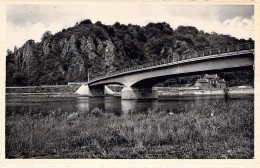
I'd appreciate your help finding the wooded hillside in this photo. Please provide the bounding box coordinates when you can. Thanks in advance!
[6,19,254,87]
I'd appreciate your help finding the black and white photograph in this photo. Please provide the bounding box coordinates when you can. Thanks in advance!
[2,0,259,165]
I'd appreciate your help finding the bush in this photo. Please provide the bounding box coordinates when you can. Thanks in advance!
[91,108,104,117]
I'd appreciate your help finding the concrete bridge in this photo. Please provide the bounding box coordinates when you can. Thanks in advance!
[76,42,254,99]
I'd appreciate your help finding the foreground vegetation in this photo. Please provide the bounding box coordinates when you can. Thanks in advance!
[6,98,254,159]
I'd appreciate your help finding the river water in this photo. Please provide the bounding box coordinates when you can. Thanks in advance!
[6,94,254,116]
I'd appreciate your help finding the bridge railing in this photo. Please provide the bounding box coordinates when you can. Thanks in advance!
[90,42,254,82]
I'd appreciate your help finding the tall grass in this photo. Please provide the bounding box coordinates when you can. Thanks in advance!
[6,98,254,159]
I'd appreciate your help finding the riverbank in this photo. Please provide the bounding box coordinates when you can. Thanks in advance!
[158,88,225,97]
[5,84,81,94]
[156,86,254,97]
[6,97,254,159]
[228,88,254,94]
[5,85,254,98]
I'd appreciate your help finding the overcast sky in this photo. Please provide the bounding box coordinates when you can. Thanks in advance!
[6,4,254,51]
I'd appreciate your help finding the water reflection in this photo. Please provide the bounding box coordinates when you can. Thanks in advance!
[75,97,90,111]
[6,94,253,116]
[121,100,159,113]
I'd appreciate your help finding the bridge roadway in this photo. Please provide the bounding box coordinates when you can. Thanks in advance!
[75,42,254,99]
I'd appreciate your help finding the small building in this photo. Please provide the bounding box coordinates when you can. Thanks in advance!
[195,74,226,89]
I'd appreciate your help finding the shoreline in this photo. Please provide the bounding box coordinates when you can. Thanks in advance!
[5,85,254,98]
[158,88,254,97]
[5,89,254,99]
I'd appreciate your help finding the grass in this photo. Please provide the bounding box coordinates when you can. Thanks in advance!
[6,98,254,159]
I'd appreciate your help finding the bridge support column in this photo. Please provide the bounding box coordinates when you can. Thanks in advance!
[121,87,158,100]
[75,84,104,96]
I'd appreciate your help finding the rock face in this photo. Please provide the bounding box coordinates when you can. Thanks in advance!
[14,48,22,72]
[80,36,97,59]
[104,40,115,69]
[14,40,35,73]
[43,40,50,55]
[63,35,87,82]
[66,55,86,82]
[80,36,88,53]
[12,34,99,84]
[97,39,104,54]
[43,35,116,82]
[60,35,79,60]
[60,38,68,58]
[68,35,77,51]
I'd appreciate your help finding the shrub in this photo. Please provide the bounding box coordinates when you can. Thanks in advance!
[91,108,104,117]
[66,112,79,125]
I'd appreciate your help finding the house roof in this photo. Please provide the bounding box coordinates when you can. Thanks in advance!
[203,74,219,79]
[196,79,208,83]
[218,79,226,83]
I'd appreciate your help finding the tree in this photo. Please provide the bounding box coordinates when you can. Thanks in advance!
[6,50,16,86]
[95,21,103,27]
[137,30,147,42]
[41,31,52,41]
[177,26,198,37]
[114,22,121,29]
[28,49,41,85]
[79,19,92,25]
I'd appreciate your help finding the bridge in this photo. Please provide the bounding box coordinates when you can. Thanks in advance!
[75,42,254,99]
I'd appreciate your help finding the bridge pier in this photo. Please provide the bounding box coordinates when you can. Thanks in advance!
[121,87,158,100]
[75,84,104,96]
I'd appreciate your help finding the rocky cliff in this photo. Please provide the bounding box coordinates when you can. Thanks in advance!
[6,19,254,86]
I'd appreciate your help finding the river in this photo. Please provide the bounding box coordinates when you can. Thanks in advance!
[6,94,254,116]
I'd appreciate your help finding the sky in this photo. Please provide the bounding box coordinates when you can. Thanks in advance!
[6,4,254,51]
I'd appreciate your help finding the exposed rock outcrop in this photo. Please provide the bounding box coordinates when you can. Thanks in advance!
[66,55,86,82]
[104,40,115,68]
[80,36,97,59]
[43,40,50,55]
[97,39,104,55]
[14,40,35,73]
[61,35,78,59]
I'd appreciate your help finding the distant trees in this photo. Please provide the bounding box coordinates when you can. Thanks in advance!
[194,35,210,50]
[40,50,60,85]
[176,26,199,37]
[6,49,28,86]
[6,50,15,86]
[27,44,42,86]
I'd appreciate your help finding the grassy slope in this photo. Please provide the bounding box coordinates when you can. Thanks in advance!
[6,98,254,159]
